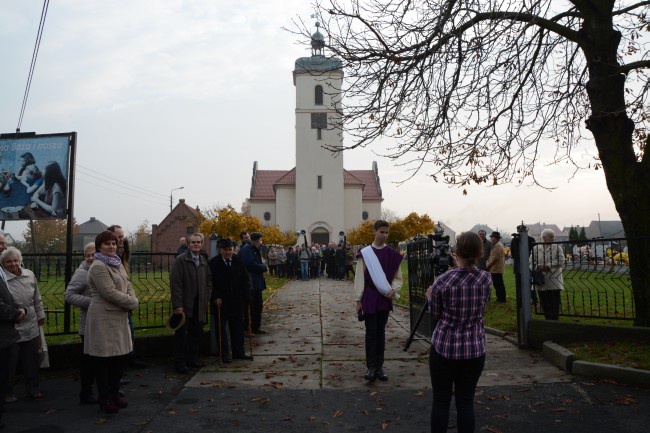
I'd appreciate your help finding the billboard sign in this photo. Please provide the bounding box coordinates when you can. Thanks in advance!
[0,132,74,220]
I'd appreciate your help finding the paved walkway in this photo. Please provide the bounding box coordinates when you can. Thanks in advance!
[189,278,571,390]
[6,278,650,433]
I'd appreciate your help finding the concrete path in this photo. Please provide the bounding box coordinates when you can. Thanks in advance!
[188,278,571,390]
[7,278,650,433]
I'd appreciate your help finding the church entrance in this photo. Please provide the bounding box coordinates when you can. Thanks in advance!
[311,228,330,246]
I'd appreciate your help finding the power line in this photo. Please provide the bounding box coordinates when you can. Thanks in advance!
[76,164,168,199]
[17,0,50,133]
[75,171,168,204]
[75,175,168,206]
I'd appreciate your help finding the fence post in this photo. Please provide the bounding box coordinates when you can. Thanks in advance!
[516,224,532,347]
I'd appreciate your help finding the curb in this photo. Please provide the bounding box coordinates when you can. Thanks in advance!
[542,339,650,387]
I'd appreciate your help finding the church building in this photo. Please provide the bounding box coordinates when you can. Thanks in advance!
[248,24,383,245]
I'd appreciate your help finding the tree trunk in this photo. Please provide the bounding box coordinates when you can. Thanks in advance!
[581,2,650,325]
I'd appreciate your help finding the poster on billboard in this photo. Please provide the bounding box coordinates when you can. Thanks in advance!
[0,132,74,220]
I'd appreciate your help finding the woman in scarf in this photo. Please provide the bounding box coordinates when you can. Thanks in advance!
[84,231,139,413]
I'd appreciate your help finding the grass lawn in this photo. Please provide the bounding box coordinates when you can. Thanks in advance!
[395,261,650,371]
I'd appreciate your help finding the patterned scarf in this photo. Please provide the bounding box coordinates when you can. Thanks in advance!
[94,252,122,268]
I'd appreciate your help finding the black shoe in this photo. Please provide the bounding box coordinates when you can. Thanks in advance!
[175,364,189,374]
[80,394,99,405]
[187,361,206,369]
[253,329,267,334]
[119,378,130,386]
[375,369,388,381]
[364,368,376,381]
[128,359,148,369]
[234,354,253,360]
[222,358,232,364]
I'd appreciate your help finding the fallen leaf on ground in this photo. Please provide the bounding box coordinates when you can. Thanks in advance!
[133,418,152,426]
[95,418,109,425]
[380,419,391,430]
[333,410,343,418]
[615,395,639,405]
[251,397,270,404]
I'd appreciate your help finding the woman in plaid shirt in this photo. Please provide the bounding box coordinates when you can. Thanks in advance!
[426,232,492,433]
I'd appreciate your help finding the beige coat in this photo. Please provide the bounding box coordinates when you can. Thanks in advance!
[5,268,45,342]
[486,241,505,274]
[531,244,565,292]
[84,260,139,357]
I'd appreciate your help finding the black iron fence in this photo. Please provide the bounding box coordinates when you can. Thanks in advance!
[23,252,177,336]
[405,236,436,341]
[528,237,636,321]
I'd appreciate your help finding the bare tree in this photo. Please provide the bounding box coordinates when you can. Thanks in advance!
[290,0,650,324]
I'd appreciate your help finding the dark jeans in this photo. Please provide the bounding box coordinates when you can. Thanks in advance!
[213,311,245,358]
[491,273,506,302]
[251,290,263,331]
[173,315,204,366]
[93,354,127,400]
[79,335,95,398]
[539,289,561,320]
[364,310,389,369]
[429,348,485,433]
[8,337,40,396]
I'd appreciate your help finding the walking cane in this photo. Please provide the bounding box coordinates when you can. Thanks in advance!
[217,303,223,364]
[247,304,254,360]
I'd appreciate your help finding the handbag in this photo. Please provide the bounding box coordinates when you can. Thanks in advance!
[38,326,50,369]
[531,269,545,286]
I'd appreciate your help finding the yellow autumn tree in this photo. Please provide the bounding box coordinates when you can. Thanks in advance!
[400,212,436,240]
[198,205,262,241]
[347,221,375,245]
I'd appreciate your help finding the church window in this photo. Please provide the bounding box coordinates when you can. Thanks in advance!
[315,85,323,105]
[362,211,369,220]
[264,212,271,221]
[317,175,323,189]
[317,128,322,140]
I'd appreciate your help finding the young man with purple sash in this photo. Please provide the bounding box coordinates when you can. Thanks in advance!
[354,220,403,382]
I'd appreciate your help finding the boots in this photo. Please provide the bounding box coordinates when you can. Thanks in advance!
[100,398,119,414]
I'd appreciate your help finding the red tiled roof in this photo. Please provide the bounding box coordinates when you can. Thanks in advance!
[250,169,292,200]
[347,169,383,201]
[250,168,382,201]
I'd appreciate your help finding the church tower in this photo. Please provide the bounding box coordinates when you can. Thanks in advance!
[292,23,345,245]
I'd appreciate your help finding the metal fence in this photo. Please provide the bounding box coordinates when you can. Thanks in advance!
[405,233,641,344]
[528,237,636,321]
[24,252,177,336]
[405,236,436,342]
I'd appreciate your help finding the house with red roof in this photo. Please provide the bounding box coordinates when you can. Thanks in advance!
[248,24,383,245]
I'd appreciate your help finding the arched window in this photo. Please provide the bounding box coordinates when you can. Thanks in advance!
[315,85,324,105]
[362,211,369,220]
[264,212,271,221]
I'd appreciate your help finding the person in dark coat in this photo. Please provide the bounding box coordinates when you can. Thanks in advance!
[0,268,26,430]
[170,233,212,374]
[239,232,268,334]
[209,239,252,363]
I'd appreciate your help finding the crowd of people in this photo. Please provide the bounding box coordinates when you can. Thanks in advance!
[0,220,563,431]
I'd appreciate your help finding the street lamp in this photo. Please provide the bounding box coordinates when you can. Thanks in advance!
[170,186,184,212]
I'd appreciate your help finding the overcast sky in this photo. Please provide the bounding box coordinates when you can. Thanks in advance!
[0,0,620,240]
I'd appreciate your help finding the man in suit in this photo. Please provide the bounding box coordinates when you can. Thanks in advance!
[239,232,268,334]
[170,233,212,374]
[208,239,252,363]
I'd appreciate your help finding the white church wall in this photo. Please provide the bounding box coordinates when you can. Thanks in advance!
[275,187,296,232]
[344,187,363,231]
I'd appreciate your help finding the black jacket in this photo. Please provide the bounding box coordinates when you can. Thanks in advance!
[208,254,251,317]
[0,279,21,349]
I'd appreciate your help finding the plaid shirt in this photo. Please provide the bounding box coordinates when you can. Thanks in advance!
[428,267,492,359]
